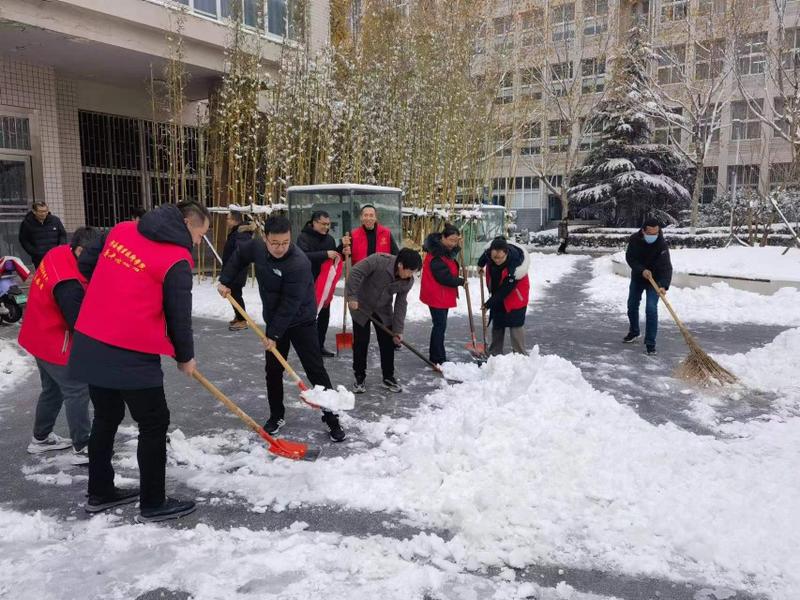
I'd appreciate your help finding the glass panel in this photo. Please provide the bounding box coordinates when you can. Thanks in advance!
[194,0,218,17]
[0,157,34,258]
[268,0,287,35]
[287,191,348,241]
[351,191,403,243]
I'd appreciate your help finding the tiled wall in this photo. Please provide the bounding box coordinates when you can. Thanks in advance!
[0,58,87,231]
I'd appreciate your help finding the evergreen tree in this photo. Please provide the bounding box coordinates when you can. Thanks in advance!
[568,25,692,226]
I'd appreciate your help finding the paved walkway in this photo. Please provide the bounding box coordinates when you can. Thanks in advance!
[0,257,784,600]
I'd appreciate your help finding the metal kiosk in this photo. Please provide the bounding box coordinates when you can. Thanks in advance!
[286,184,403,245]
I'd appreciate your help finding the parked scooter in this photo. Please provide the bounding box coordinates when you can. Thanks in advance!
[0,257,30,324]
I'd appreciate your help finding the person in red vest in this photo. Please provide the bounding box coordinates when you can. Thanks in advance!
[18,227,101,466]
[68,201,209,523]
[419,224,464,366]
[340,204,399,265]
[477,237,531,356]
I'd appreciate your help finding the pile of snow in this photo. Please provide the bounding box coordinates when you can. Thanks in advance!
[633,246,800,282]
[193,252,584,325]
[165,349,799,598]
[0,336,34,398]
[1,509,597,600]
[300,384,355,411]
[586,255,800,326]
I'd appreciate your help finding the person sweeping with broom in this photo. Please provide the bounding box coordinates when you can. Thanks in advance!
[623,217,673,356]
[419,224,464,367]
[217,215,345,442]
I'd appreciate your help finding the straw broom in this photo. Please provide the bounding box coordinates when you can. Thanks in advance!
[644,273,737,386]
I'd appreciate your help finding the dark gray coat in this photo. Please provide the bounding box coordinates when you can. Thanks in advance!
[345,252,412,334]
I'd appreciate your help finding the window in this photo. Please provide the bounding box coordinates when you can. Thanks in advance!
[519,67,543,100]
[193,0,218,17]
[519,9,544,47]
[653,108,682,144]
[222,0,260,26]
[727,164,760,192]
[770,163,794,190]
[783,28,800,70]
[508,176,541,209]
[495,72,514,104]
[702,167,718,203]
[736,32,767,76]
[548,175,564,220]
[551,3,575,42]
[579,117,604,150]
[731,100,762,140]
[732,0,768,10]
[581,57,606,93]
[171,0,301,40]
[698,107,722,142]
[774,97,790,135]
[494,14,513,51]
[657,45,686,84]
[550,61,573,97]
[583,0,608,35]
[0,116,31,151]
[661,0,688,21]
[548,120,571,152]
[491,177,508,206]
[695,39,725,80]
[494,127,513,157]
[698,0,726,14]
[520,122,542,154]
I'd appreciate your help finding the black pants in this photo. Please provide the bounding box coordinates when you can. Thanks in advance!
[429,307,449,365]
[87,385,169,509]
[317,305,330,349]
[265,321,332,419]
[230,283,246,322]
[353,314,395,381]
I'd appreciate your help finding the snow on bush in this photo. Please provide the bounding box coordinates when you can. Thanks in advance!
[162,349,799,598]
[585,255,800,326]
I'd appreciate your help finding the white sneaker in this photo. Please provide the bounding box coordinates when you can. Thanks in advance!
[70,446,89,466]
[27,432,73,454]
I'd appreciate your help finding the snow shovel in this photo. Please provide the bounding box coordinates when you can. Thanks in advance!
[644,272,737,386]
[356,309,462,383]
[336,255,353,353]
[225,295,323,410]
[459,252,485,357]
[192,369,320,462]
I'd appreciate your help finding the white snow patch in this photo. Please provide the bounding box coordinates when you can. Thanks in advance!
[586,255,800,325]
[301,385,356,411]
[667,246,800,282]
[0,336,34,396]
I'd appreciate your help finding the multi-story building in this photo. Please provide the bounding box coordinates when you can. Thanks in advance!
[0,0,329,258]
[481,0,798,232]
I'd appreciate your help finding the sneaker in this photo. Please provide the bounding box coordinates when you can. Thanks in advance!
[353,378,366,394]
[321,412,346,443]
[71,446,89,466]
[85,487,140,513]
[135,497,196,523]
[27,432,73,454]
[263,416,285,435]
[382,377,403,393]
[227,318,238,326]
[622,333,640,343]
[320,347,335,358]
[645,345,657,356]
[228,320,248,331]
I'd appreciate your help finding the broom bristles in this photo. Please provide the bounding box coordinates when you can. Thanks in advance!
[675,341,738,386]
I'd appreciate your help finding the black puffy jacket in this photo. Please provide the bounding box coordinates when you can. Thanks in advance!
[625,231,673,290]
[296,222,337,281]
[220,240,316,341]
[222,223,255,287]
[18,212,67,266]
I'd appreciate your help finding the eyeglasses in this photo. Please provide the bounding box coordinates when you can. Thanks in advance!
[267,240,291,249]
[315,221,331,228]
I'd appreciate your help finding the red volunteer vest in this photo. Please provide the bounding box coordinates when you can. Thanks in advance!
[486,267,530,312]
[18,245,86,365]
[75,221,193,356]
[350,224,392,265]
[315,256,343,314]
[420,253,459,309]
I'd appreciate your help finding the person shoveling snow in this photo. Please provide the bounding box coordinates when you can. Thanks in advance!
[300,385,356,412]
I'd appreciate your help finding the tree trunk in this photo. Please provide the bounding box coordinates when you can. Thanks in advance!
[689,158,704,234]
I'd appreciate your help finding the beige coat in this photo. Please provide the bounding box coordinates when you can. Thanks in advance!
[345,253,412,334]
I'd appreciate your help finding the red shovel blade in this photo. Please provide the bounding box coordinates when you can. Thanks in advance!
[258,429,320,462]
[466,342,486,356]
[336,332,353,352]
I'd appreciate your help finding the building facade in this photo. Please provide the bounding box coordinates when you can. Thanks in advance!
[0,0,329,258]
[481,0,798,232]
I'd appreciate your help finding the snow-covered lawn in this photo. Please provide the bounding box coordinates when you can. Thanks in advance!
[192,252,585,325]
[0,336,34,417]
[667,246,800,282]
[586,254,800,326]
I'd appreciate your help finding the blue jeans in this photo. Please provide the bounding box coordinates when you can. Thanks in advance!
[429,307,449,365]
[627,278,659,347]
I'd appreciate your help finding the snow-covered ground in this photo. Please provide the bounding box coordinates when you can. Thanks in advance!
[192,252,585,325]
[586,255,800,326]
[0,336,34,414]
[29,342,788,600]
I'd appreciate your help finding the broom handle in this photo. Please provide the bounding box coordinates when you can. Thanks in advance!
[342,255,351,333]
[479,269,488,346]
[192,369,266,436]
[226,295,310,392]
[357,309,443,373]
[459,249,478,344]
[644,272,695,346]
